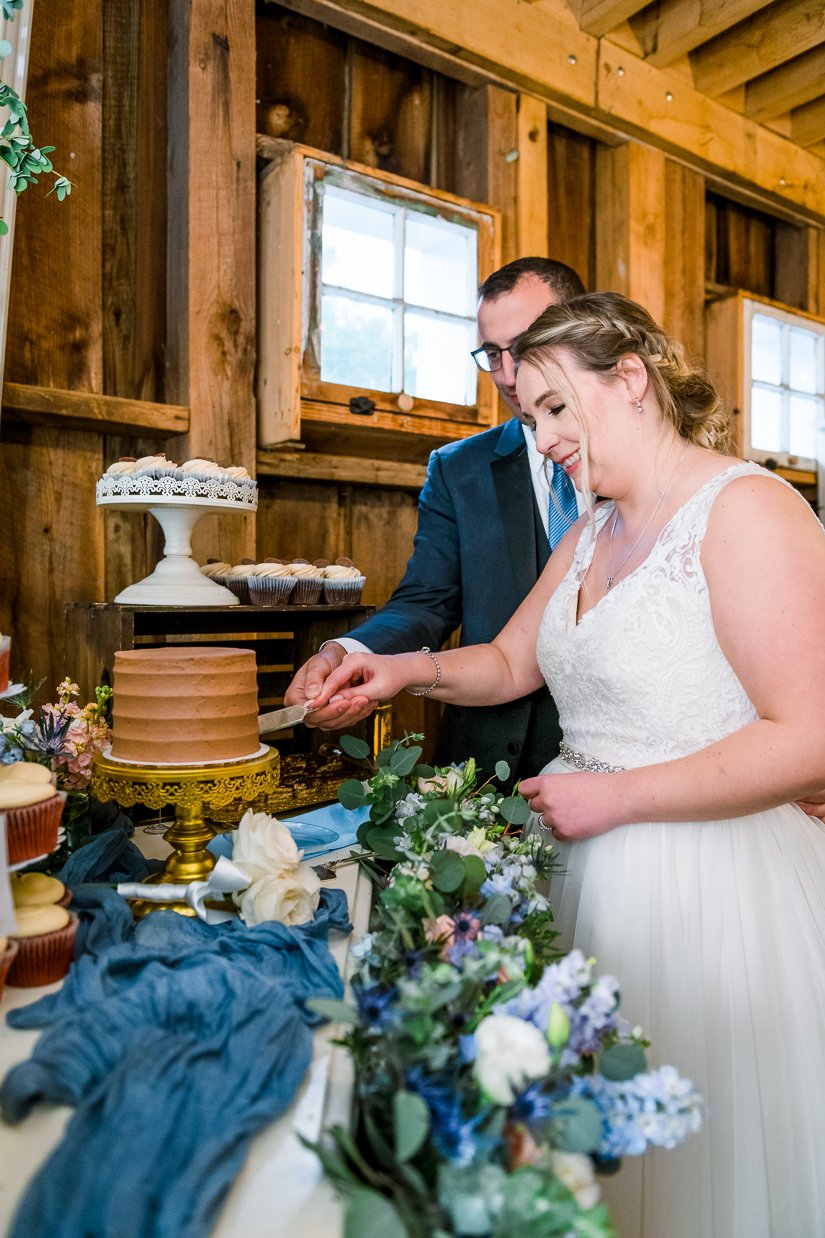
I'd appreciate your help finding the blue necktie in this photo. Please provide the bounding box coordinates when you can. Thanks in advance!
[547,463,578,550]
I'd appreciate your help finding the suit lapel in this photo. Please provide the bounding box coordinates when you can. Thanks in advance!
[491,418,541,603]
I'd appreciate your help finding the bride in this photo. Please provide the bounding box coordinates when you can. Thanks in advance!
[314,292,825,1238]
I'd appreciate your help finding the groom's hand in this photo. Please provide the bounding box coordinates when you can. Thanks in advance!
[285,642,376,729]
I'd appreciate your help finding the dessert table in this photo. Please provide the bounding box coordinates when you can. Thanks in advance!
[0,828,372,1236]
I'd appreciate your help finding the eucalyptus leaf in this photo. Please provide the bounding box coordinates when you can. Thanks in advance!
[393,1090,430,1162]
[494,760,511,781]
[460,853,487,894]
[365,824,403,859]
[0,40,12,58]
[305,997,360,1025]
[376,746,395,767]
[430,849,466,893]
[598,1040,647,1082]
[338,778,368,809]
[390,744,422,776]
[479,893,513,926]
[344,1190,407,1238]
[499,795,531,825]
[550,1095,603,1154]
[339,733,372,761]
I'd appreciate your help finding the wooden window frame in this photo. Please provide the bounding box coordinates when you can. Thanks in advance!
[257,140,501,456]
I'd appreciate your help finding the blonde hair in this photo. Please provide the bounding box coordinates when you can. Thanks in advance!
[514,292,736,457]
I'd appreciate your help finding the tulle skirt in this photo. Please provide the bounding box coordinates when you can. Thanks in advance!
[544,760,825,1238]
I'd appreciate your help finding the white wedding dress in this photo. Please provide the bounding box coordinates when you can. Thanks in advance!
[536,461,825,1238]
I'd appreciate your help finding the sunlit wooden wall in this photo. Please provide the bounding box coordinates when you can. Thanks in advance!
[0,0,822,719]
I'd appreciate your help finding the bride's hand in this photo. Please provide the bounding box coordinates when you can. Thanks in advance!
[520,772,621,841]
[310,651,410,713]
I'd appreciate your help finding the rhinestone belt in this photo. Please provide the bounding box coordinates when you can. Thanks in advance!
[559,741,625,774]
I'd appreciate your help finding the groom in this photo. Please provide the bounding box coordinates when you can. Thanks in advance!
[285,257,586,781]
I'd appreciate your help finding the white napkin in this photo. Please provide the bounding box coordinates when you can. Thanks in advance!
[117,855,251,925]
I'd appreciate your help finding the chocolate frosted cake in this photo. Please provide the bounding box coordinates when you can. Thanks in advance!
[111,647,260,764]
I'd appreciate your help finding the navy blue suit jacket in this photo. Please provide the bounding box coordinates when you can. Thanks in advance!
[347,417,562,780]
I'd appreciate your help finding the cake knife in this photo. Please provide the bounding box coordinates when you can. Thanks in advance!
[258,702,312,735]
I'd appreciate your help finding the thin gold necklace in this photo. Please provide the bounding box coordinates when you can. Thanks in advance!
[605,443,689,589]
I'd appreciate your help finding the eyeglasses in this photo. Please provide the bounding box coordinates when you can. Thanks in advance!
[470,344,514,373]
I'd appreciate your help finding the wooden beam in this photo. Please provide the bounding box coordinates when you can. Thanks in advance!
[690,0,825,99]
[595,143,667,324]
[597,40,825,224]
[257,449,426,489]
[167,0,257,566]
[791,96,825,149]
[516,94,549,256]
[1,384,190,435]
[663,160,705,361]
[577,0,649,39]
[744,47,825,124]
[455,84,518,266]
[286,1,825,224]
[630,0,767,68]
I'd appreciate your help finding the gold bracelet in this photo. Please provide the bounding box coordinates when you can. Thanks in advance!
[406,647,442,697]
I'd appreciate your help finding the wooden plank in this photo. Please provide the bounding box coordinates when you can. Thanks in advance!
[577,0,649,39]
[664,160,705,361]
[348,42,431,182]
[595,143,667,324]
[256,2,347,152]
[167,0,257,569]
[630,0,767,67]
[257,149,304,446]
[807,227,825,318]
[547,122,596,290]
[690,0,825,99]
[257,448,426,489]
[517,94,549,257]
[455,84,518,275]
[791,96,825,149]
[744,47,825,124]
[1,384,189,434]
[704,294,744,453]
[774,223,810,311]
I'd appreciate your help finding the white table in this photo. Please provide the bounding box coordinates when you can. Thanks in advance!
[0,832,372,1236]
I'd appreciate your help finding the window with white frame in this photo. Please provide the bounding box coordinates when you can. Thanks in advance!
[743,298,825,468]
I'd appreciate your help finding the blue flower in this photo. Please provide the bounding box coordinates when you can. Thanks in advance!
[353,982,397,1029]
[407,1068,489,1167]
[480,871,513,898]
[510,1081,555,1128]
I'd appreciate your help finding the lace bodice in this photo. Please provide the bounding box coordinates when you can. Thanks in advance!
[536,461,781,769]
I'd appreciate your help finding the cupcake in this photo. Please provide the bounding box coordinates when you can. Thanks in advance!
[11,872,71,910]
[200,559,233,581]
[322,559,366,605]
[0,936,18,999]
[287,560,325,605]
[133,453,177,479]
[248,561,296,607]
[7,904,79,987]
[0,764,66,865]
[222,560,256,604]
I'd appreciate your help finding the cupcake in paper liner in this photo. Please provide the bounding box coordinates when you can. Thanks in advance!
[287,560,324,605]
[248,561,296,607]
[132,453,178,480]
[11,872,72,911]
[7,906,79,987]
[322,560,366,605]
[222,560,256,605]
[0,769,66,865]
[0,937,19,999]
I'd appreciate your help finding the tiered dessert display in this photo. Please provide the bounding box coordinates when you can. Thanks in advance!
[90,647,279,917]
[95,456,258,606]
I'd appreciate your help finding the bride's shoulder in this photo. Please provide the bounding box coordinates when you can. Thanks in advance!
[706,460,822,542]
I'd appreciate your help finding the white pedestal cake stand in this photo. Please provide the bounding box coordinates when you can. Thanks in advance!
[96,494,245,606]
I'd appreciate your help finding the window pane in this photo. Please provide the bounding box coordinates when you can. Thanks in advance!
[321,187,395,299]
[751,314,782,386]
[789,328,820,395]
[321,292,395,390]
[788,393,821,459]
[404,312,476,405]
[404,214,476,315]
[750,385,783,453]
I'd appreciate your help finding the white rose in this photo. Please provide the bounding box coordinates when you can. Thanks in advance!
[473,1014,551,1105]
[417,766,463,796]
[442,826,495,860]
[232,809,301,881]
[550,1151,601,1210]
[235,864,321,927]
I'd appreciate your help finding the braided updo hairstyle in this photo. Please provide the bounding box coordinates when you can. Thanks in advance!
[513,292,735,455]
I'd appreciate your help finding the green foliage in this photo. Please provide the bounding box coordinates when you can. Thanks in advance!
[0,8,70,233]
[597,1042,647,1082]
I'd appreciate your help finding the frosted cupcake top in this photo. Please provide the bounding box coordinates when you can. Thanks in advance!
[97,456,257,507]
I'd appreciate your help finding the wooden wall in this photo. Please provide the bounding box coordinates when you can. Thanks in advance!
[0,0,823,726]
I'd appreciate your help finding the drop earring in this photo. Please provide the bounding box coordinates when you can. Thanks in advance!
[634,396,643,414]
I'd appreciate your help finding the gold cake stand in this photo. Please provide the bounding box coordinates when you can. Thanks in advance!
[91,747,280,917]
